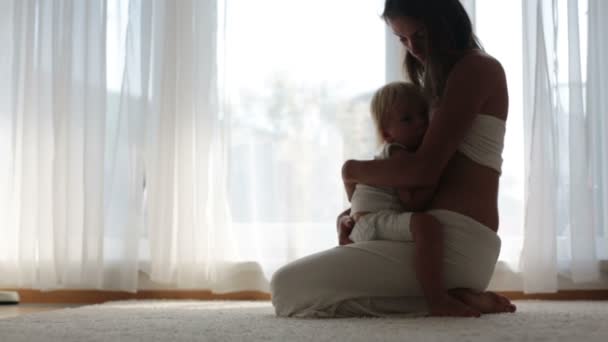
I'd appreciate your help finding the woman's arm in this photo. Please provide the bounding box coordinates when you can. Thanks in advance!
[398,187,436,212]
[342,54,504,188]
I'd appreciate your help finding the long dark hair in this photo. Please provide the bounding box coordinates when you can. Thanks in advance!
[382,0,482,100]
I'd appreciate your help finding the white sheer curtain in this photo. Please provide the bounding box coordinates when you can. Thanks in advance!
[0,0,384,292]
[115,0,388,289]
[586,0,608,261]
[0,0,246,292]
[129,0,241,290]
[521,0,608,293]
[0,0,122,290]
[6,0,605,294]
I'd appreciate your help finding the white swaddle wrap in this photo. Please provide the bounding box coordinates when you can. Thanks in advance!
[350,143,405,214]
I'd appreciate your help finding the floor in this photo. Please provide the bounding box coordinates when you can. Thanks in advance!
[1,300,607,342]
[0,304,84,320]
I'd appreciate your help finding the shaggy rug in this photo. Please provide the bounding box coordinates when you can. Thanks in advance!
[1,300,607,342]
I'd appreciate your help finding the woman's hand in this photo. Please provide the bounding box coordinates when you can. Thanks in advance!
[336,211,354,246]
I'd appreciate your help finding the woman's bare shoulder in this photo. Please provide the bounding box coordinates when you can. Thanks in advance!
[456,50,505,76]
[450,50,508,119]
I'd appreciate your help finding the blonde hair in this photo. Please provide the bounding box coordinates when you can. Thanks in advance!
[370,82,428,145]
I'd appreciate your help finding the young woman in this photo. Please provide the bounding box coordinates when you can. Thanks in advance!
[271,0,517,317]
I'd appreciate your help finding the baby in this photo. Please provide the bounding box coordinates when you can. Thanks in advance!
[343,82,457,316]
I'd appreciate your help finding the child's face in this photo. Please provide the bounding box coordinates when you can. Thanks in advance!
[382,98,428,149]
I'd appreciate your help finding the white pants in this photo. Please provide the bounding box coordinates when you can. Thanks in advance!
[270,209,501,317]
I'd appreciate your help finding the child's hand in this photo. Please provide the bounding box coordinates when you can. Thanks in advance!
[337,215,355,245]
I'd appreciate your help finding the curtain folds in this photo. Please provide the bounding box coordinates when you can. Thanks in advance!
[521,0,607,293]
[134,0,240,289]
[586,0,608,265]
[0,0,112,289]
[0,0,242,292]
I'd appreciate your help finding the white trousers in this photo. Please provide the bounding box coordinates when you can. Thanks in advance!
[270,210,501,317]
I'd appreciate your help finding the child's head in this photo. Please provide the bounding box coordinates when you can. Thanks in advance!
[370,82,429,149]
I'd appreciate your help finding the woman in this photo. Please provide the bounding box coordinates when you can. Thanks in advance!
[271,0,517,317]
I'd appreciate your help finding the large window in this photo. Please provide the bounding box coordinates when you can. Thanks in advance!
[221,0,531,274]
[223,0,387,272]
[104,0,598,277]
[476,0,525,268]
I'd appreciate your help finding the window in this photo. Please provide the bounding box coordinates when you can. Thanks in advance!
[224,0,386,272]
[476,0,525,269]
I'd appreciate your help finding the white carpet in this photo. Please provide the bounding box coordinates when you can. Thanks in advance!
[1,300,607,342]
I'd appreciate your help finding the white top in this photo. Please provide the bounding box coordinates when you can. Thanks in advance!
[457,114,506,173]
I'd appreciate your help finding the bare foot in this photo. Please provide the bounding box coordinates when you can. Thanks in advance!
[427,294,481,317]
[449,289,517,314]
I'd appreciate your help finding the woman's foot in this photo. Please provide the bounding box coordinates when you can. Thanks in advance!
[449,289,517,314]
[427,294,481,317]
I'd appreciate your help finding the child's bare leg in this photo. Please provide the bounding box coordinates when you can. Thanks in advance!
[410,213,480,317]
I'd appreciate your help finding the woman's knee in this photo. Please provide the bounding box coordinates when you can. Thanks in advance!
[270,262,310,317]
[270,264,292,296]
